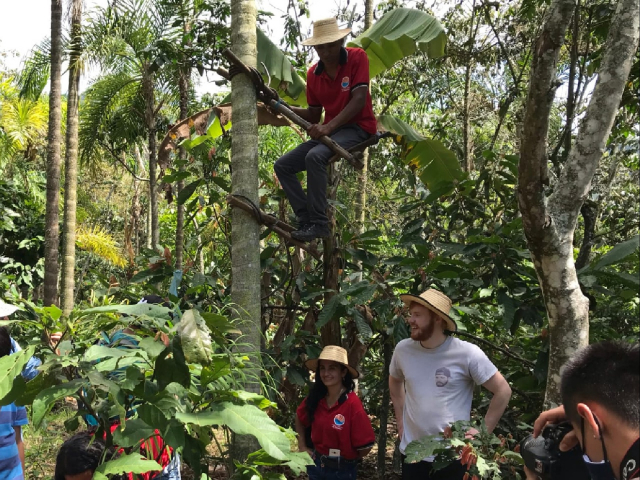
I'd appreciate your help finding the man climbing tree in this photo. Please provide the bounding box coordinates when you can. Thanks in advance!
[273,17,377,242]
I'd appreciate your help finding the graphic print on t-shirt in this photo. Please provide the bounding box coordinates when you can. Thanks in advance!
[341,76,350,90]
[435,366,451,387]
[333,413,345,430]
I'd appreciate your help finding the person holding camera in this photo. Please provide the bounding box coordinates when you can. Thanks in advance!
[525,341,639,480]
[389,289,513,480]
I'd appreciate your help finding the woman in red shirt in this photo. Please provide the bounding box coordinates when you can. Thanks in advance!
[295,346,375,480]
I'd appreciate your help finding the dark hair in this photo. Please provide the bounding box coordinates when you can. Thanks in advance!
[55,433,125,480]
[0,327,12,358]
[561,341,639,429]
[306,366,356,423]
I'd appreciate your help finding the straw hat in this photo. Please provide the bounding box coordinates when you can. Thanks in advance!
[304,345,359,378]
[400,289,457,332]
[0,300,18,318]
[301,18,352,46]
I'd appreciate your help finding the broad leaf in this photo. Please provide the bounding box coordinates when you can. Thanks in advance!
[177,402,292,460]
[80,303,172,319]
[0,347,34,402]
[378,115,463,190]
[404,435,444,463]
[592,235,639,270]
[316,294,346,329]
[349,8,446,78]
[93,453,162,479]
[177,309,213,365]
[32,379,88,428]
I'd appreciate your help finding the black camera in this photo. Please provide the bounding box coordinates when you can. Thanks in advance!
[520,422,590,480]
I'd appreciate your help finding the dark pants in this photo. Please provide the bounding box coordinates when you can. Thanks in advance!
[274,124,370,226]
[307,455,358,480]
[402,455,467,480]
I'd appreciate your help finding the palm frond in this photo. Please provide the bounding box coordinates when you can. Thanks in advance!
[17,38,57,101]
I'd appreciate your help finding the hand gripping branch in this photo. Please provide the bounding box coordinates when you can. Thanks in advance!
[222,48,364,169]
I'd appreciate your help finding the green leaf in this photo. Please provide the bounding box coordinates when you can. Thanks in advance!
[113,418,155,448]
[349,8,446,79]
[32,379,88,428]
[503,450,524,464]
[404,435,444,463]
[592,235,639,270]
[178,179,203,205]
[377,115,463,190]
[352,308,373,339]
[316,294,345,329]
[94,453,162,477]
[256,28,307,104]
[497,290,516,330]
[177,402,292,461]
[0,348,34,402]
[201,356,232,387]
[81,303,172,319]
[178,309,213,365]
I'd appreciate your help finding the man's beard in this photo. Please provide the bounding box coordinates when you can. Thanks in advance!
[411,320,436,342]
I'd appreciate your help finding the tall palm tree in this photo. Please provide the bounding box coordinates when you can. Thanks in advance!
[229,0,261,460]
[44,0,63,307]
[60,0,83,316]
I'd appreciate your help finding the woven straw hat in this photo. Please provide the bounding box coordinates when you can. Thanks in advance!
[400,289,457,332]
[304,345,359,378]
[0,300,18,318]
[301,18,352,46]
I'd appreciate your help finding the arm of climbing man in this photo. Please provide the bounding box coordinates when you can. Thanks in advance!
[307,88,367,139]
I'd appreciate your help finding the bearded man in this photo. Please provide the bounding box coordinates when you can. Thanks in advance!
[389,289,512,480]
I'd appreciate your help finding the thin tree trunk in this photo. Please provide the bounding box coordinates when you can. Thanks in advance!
[230,0,260,460]
[44,0,63,307]
[462,0,478,172]
[518,0,639,405]
[61,0,83,317]
[142,67,159,249]
[378,333,392,480]
[175,69,190,270]
[353,0,374,282]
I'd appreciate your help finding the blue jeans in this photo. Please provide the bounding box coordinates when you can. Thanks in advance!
[153,453,181,480]
[307,455,357,480]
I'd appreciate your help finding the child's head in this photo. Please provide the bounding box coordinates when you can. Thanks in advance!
[55,433,123,480]
[0,327,12,358]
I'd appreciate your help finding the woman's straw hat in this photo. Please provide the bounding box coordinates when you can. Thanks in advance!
[400,289,457,332]
[304,345,359,378]
[301,18,352,46]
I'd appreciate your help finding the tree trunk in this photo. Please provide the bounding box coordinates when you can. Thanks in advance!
[353,0,374,282]
[44,0,63,307]
[61,0,83,317]
[377,333,392,480]
[142,67,159,249]
[518,0,639,406]
[175,69,190,270]
[321,162,342,347]
[230,0,261,460]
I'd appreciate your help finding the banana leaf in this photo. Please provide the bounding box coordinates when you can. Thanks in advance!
[378,114,463,190]
[348,8,446,79]
[257,28,307,106]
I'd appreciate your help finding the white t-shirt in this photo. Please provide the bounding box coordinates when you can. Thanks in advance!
[389,336,498,458]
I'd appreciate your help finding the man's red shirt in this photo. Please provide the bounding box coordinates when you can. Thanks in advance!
[306,47,377,135]
[297,392,375,460]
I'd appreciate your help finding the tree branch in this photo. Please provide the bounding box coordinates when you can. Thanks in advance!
[452,330,535,368]
[99,141,149,182]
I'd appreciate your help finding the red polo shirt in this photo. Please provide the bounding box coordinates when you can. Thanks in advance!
[306,47,377,135]
[297,392,375,460]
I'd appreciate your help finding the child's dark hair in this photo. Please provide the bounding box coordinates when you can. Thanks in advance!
[306,366,356,423]
[0,327,12,358]
[54,432,125,480]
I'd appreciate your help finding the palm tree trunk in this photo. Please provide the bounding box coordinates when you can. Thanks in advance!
[230,0,261,461]
[142,67,159,248]
[44,0,63,307]
[61,0,83,316]
[175,69,190,270]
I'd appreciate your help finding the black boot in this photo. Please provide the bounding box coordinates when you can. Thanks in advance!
[291,223,330,242]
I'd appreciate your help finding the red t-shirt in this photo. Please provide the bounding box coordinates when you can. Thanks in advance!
[297,392,375,460]
[306,47,377,135]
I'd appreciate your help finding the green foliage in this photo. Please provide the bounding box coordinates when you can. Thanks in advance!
[349,7,447,78]
[405,420,523,479]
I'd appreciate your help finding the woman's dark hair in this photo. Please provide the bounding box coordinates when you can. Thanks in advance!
[306,365,356,423]
[55,432,125,480]
[0,327,12,358]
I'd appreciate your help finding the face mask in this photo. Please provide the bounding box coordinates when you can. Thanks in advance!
[582,416,616,480]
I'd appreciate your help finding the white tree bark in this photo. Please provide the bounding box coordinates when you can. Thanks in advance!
[518,0,639,405]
